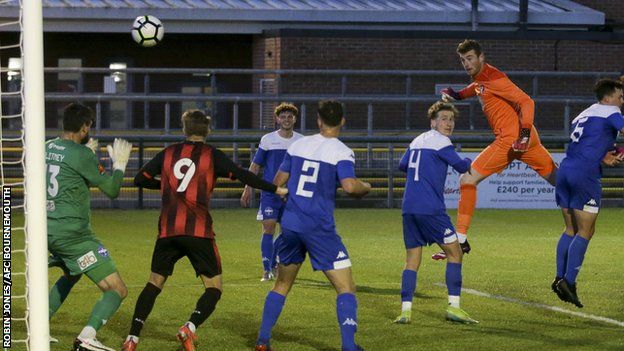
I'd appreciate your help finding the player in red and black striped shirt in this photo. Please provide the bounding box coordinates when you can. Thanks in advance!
[122,110,287,351]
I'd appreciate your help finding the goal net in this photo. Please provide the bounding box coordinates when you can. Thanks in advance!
[1,0,50,350]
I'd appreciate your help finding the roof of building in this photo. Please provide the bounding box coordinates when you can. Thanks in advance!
[0,0,605,34]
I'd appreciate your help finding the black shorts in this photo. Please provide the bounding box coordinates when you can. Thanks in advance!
[151,236,222,278]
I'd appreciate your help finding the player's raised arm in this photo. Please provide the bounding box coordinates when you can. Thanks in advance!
[441,82,477,102]
[134,149,164,189]
[213,148,287,196]
[80,138,132,199]
[78,149,124,199]
[438,145,472,174]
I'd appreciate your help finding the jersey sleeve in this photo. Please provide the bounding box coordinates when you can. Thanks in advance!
[488,76,535,127]
[438,145,471,174]
[134,149,164,189]
[213,148,277,192]
[336,149,356,180]
[279,152,292,173]
[459,82,478,99]
[607,112,624,131]
[398,149,410,172]
[76,149,124,199]
[252,140,268,166]
[252,143,267,167]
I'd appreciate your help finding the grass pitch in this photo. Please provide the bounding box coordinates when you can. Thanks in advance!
[11,209,624,350]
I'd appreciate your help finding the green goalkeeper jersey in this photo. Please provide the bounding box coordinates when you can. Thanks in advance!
[46,138,123,238]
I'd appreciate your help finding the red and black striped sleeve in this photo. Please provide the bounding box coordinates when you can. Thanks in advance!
[134,149,165,189]
[212,148,277,193]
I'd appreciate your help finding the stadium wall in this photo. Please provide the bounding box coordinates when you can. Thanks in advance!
[251,35,624,131]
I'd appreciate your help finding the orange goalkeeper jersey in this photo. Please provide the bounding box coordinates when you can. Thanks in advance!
[458,63,535,144]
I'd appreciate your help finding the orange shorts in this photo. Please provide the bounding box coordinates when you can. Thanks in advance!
[472,139,556,178]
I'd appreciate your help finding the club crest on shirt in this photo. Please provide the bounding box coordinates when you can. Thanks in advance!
[97,245,110,258]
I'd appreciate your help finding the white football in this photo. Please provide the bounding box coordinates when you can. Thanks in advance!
[131,15,164,47]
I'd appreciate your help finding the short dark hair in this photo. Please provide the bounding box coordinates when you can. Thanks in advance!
[594,79,623,101]
[428,101,459,120]
[182,109,211,137]
[317,100,343,127]
[457,39,482,56]
[274,102,299,117]
[62,103,94,132]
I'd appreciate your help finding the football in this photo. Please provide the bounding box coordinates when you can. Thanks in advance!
[131,15,164,47]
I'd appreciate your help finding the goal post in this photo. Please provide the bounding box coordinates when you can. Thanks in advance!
[22,0,50,350]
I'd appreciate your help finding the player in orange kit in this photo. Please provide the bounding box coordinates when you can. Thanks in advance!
[433,39,557,260]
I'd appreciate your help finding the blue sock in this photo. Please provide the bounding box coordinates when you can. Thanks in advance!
[556,232,574,278]
[564,235,590,284]
[336,293,358,351]
[261,233,274,272]
[446,262,462,296]
[257,291,285,345]
[269,234,280,269]
[400,269,417,302]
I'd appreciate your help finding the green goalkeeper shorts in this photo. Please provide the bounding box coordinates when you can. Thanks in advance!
[48,219,117,283]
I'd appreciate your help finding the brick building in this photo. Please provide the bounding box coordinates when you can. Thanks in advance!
[1,0,622,132]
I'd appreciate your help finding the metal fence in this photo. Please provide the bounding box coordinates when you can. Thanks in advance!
[2,67,617,134]
[5,135,623,209]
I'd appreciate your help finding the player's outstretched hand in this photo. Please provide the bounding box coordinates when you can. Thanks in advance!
[240,186,252,207]
[85,138,99,154]
[107,138,133,173]
[275,186,288,197]
[512,127,531,152]
[602,148,624,166]
[441,87,461,102]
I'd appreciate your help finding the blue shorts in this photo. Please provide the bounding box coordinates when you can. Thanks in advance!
[256,194,285,221]
[276,228,351,271]
[555,167,601,213]
[402,213,458,249]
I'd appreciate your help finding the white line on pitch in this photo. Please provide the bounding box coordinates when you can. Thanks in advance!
[433,282,624,327]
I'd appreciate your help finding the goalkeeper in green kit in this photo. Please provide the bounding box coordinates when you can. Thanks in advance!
[46,103,132,351]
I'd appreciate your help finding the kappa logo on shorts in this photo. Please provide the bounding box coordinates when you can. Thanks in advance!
[583,198,599,214]
[46,200,55,212]
[97,245,109,258]
[264,207,274,216]
[77,251,98,271]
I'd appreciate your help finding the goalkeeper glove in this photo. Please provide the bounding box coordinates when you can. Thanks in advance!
[106,138,132,173]
[512,124,531,152]
[85,138,99,154]
[440,87,462,102]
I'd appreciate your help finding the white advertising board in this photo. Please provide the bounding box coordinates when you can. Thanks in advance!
[444,152,566,209]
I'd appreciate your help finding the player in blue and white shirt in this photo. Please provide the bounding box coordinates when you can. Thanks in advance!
[241,103,303,281]
[394,101,478,324]
[255,101,370,351]
[553,79,624,308]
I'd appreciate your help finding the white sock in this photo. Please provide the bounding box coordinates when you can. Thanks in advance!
[457,233,467,244]
[448,295,460,308]
[78,326,96,340]
[401,301,412,312]
[185,321,197,333]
